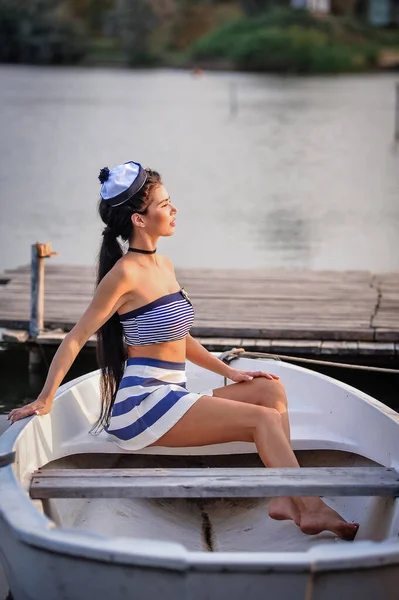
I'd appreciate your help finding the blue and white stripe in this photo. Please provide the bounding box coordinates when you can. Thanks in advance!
[119,290,194,346]
[105,357,206,450]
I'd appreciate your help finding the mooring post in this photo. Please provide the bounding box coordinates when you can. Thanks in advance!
[395,83,399,141]
[30,244,42,338]
[29,243,58,370]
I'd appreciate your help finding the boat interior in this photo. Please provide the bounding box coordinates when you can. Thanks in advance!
[38,448,395,553]
[8,357,399,554]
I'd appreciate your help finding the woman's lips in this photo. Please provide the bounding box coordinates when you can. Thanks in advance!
[170,220,176,226]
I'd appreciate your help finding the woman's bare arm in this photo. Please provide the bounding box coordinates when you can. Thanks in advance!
[8,262,133,423]
[185,334,233,377]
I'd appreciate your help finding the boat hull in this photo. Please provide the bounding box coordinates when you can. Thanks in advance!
[1,356,399,599]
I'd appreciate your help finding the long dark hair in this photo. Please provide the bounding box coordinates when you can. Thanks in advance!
[91,167,162,433]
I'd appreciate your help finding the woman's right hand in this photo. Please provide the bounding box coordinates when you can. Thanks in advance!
[7,396,54,424]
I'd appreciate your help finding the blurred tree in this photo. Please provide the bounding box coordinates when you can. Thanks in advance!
[169,3,212,50]
[330,0,357,15]
[0,0,87,64]
[150,0,176,17]
[66,0,114,35]
[238,0,277,14]
[114,0,159,65]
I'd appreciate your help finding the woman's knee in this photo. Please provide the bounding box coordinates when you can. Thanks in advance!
[251,378,288,409]
[244,405,281,443]
[254,406,283,433]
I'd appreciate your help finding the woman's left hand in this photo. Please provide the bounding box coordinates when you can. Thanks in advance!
[227,368,280,383]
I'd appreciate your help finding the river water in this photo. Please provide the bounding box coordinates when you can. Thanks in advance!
[0,65,398,415]
[0,65,398,273]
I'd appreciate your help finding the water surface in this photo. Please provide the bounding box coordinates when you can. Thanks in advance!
[0,66,398,273]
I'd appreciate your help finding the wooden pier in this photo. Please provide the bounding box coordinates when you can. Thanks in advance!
[0,261,398,358]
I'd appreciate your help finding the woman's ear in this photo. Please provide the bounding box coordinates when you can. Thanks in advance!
[131,213,145,228]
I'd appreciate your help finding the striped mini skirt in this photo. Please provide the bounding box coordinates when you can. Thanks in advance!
[105,357,213,451]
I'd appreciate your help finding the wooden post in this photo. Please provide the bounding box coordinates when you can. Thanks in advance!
[29,242,58,338]
[395,83,399,141]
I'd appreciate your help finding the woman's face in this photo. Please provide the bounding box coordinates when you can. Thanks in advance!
[138,184,178,237]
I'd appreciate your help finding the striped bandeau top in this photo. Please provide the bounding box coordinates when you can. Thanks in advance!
[118,288,194,346]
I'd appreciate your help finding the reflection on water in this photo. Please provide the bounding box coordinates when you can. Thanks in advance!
[0,66,398,273]
[259,202,312,267]
[0,345,98,413]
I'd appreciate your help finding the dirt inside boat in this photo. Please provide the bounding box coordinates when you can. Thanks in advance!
[38,449,393,553]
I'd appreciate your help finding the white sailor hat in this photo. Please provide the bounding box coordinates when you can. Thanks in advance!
[98,161,147,207]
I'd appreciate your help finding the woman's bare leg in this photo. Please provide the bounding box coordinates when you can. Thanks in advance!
[213,377,291,440]
[150,395,359,540]
[212,378,296,522]
[211,377,359,533]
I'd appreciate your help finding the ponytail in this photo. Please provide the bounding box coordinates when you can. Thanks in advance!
[90,228,127,433]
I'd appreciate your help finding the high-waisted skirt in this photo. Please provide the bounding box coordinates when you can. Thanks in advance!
[105,357,213,451]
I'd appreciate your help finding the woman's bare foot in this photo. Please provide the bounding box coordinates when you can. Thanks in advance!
[269,496,359,541]
[269,497,300,525]
[298,498,359,541]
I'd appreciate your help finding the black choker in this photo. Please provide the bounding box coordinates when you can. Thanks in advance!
[128,247,157,255]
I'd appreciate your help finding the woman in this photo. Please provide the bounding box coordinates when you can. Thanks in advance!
[8,160,359,541]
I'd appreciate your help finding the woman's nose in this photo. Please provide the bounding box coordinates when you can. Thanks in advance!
[172,204,178,214]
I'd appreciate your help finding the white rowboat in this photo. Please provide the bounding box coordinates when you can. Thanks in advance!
[0,353,399,600]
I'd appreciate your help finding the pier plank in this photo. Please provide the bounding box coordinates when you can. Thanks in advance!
[0,265,398,343]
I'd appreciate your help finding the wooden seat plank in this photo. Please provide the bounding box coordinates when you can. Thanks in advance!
[30,467,399,499]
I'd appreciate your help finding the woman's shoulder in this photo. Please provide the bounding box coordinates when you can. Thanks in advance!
[157,254,175,273]
[113,254,137,275]
[106,255,139,292]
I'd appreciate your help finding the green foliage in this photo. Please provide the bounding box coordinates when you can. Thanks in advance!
[114,0,159,66]
[0,0,87,64]
[67,0,114,35]
[340,15,399,46]
[230,27,378,73]
[190,6,383,73]
[87,37,125,63]
[238,0,276,16]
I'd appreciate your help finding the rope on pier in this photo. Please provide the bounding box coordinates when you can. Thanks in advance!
[219,349,399,375]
